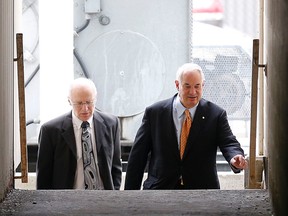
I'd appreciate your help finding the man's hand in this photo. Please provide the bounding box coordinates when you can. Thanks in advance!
[230,154,248,170]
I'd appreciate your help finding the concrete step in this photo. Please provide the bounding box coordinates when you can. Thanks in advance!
[1,189,272,215]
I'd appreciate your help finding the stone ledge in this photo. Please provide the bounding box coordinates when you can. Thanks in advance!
[0,189,272,215]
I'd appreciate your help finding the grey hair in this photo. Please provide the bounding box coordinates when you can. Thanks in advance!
[68,77,97,99]
[176,63,205,83]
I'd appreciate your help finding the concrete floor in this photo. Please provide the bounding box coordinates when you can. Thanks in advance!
[0,189,272,215]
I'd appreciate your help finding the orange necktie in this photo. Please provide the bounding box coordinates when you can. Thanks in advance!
[180,109,192,159]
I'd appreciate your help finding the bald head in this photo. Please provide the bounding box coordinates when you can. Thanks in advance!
[176,63,205,84]
[68,77,97,121]
[68,77,97,99]
[175,63,205,108]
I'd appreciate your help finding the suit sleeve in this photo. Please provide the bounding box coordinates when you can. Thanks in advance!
[124,109,151,190]
[36,125,54,189]
[217,110,244,173]
[111,117,122,190]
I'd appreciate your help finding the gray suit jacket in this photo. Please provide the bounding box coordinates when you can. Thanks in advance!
[36,110,122,190]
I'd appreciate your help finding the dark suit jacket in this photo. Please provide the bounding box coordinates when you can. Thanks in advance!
[36,110,122,190]
[124,94,244,190]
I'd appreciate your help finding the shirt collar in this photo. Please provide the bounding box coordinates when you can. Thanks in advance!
[72,112,93,129]
[174,94,199,118]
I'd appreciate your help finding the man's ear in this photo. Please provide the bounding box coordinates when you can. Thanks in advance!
[175,80,179,91]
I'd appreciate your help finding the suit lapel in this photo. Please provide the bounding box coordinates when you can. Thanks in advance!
[62,112,77,158]
[93,111,106,153]
[162,95,180,158]
[191,99,208,139]
[60,111,108,160]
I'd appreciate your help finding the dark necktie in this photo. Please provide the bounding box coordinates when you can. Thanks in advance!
[180,109,192,159]
[81,121,98,189]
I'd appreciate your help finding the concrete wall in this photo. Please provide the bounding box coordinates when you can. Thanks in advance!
[0,0,15,201]
[0,0,288,215]
[266,1,288,215]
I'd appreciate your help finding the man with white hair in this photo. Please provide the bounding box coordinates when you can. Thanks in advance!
[125,63,247,190]
[37,77,122,190]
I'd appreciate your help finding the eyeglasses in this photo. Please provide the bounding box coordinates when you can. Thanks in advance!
[70,101,95,108]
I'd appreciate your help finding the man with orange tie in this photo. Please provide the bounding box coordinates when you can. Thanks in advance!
[124,63,248,190]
